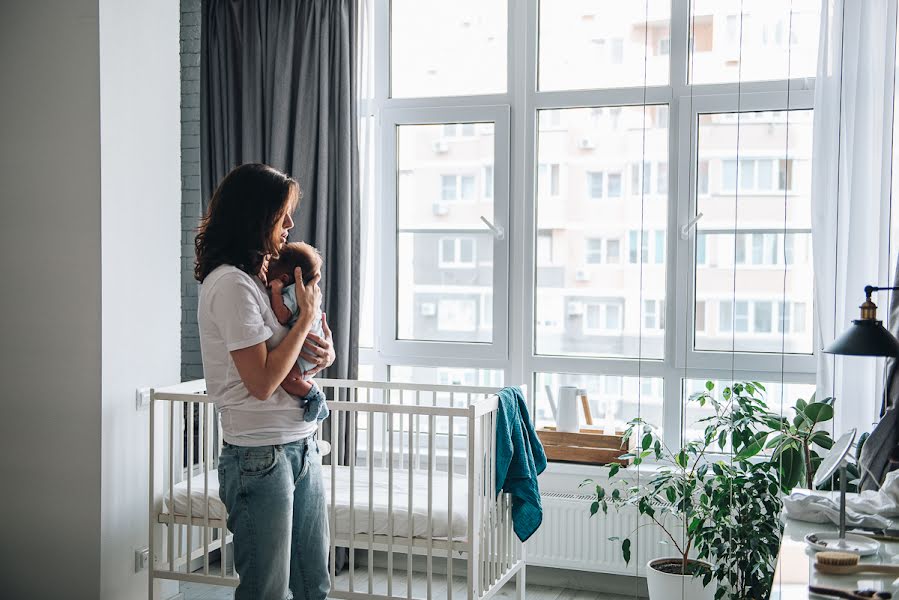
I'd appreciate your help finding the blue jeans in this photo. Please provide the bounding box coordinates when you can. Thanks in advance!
[218,437,330,600]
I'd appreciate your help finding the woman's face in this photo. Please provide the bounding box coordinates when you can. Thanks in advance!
[272,206,295,250]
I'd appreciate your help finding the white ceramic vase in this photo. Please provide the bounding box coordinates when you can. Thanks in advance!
[645,558,715,600]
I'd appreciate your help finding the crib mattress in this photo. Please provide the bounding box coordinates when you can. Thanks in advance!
[163,465,470,540]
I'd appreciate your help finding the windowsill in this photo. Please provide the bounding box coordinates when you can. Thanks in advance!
[539,459,667,494]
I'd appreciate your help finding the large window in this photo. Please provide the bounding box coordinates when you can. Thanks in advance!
[362,0,821,451]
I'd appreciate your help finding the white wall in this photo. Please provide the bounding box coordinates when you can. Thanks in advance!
[99,0,181,598]
[0,1,181,598]
[0,1,103,597]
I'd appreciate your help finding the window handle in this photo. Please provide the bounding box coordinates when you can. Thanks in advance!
[680,212,704,240]
[480,216,505,240]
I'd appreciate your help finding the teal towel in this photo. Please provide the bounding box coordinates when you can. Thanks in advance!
[495,386,547,542]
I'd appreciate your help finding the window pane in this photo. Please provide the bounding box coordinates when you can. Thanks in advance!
[441,238,456,262]
[536,373,664,434]
[483,165,494,198]
[608,172,622,197]
[606,239,620,262]
[755,301,773,332]
[696,300,706,332]
[735,300,749,333]
[441,175,457,201]
[698,160,710,195]
[397,123,495,343]
[538,0,670,91]
[694,110,814,353]
[588,172,604,199]
[536,105,668,358]
[689,1,821,85]
[719,300,732,332]
[461,175,475,200]
[585,238,602,264]
[459,238,475,263]
[391,0,507,97]
[758,159,774,190]
[722,159,737,191]
[605,304,621,330]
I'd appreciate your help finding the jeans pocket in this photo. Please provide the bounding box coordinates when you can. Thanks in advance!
[295,440,319,483]
[238,445,279,477]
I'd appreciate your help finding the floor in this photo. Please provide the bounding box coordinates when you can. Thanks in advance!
[178,564,636,600]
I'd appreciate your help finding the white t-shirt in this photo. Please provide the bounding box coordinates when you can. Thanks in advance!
[197,265,317,446]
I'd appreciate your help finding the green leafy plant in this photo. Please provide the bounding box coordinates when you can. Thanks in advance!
[584,381,785,600]
[689,382,786,599]
[760,393,837,490]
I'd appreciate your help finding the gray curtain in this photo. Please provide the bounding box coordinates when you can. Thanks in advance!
[201,0,360,567]
[859,258,899,491]
[201,0,359,380]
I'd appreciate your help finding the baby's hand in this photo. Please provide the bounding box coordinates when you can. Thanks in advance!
[270,279,284,294]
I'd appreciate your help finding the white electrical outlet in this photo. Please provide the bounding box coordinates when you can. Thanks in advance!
[134,547,150,572]
[136,387,151,410]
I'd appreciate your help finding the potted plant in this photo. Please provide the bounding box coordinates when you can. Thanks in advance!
[584,381,786,600]
[760,392,868,492]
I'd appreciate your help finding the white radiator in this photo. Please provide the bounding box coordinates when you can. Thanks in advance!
[526,492,681,576]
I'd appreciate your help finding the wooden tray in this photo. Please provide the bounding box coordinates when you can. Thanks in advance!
[536,427,629,466]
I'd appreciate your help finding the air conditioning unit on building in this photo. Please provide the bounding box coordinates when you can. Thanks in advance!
[578,137,595,150]
[420,302,437,317]
[575,268,590,281]
[567,301,584,316]
[432,202,449,216]
[432,139,449,154]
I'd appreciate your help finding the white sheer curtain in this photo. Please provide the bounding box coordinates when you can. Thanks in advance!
[812,0,895,436]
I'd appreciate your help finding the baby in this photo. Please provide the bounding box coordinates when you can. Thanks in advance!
[267,242,328,423]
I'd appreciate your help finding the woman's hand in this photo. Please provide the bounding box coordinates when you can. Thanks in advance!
[293,267,322,325]
[301,312,336,377]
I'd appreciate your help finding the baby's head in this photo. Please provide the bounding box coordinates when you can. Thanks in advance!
[268,242,322,286]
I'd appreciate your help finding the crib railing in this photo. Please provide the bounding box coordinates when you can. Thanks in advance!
[149,379,526,600]
[148,378,232,596]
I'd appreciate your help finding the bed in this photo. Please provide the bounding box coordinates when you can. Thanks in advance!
[149,378,526,600]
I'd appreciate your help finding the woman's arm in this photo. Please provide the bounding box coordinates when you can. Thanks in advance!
[231,268,321,400]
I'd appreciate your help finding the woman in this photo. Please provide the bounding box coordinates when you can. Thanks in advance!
[195,163,335,600]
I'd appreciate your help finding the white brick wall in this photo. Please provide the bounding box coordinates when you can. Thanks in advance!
[180,0,202,380]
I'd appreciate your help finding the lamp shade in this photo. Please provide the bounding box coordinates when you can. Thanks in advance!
[824,319,899,357]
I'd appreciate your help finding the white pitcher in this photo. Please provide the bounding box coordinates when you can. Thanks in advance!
[544,385,582,432]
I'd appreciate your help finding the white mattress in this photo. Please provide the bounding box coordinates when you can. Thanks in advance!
[163,465,470,540]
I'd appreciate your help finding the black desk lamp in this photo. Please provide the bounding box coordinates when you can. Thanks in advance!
[824,285,899,357]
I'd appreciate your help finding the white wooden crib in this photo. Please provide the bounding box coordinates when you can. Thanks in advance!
[148,379,526,600]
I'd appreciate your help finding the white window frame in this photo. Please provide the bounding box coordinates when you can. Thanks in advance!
[379,104,510,362]
[676,90,817,375]
[365,0,825,454]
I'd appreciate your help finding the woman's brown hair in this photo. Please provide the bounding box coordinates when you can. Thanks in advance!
[194,163,299,282]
